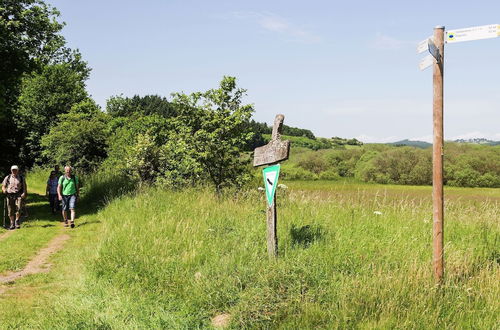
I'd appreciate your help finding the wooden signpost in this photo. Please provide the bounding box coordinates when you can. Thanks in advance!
[253,114,290,258]
[432,26,445,283]
[417,24,499,283]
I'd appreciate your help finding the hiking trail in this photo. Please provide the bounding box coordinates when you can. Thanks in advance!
[0,233,70,294]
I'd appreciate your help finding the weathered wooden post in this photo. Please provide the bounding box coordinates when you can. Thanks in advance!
[253,114,291,258]
[432,26,445,283]
[417,23,499,282]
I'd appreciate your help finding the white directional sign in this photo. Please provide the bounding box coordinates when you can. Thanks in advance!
[417,37,432,54]
[419,54,434,71]
[446,24,499,43]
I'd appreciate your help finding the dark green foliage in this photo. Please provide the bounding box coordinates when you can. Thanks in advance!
[242,120,268,151]
[16,61,89,165]
[282,125,315,140]
[0,0,67,172]
[106,94,175,118]
[105,76,254,193]
[244,121,316,151]
[40,99,109,173]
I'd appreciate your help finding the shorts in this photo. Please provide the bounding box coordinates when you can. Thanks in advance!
[6,194,22,217]
[62,195,77,211]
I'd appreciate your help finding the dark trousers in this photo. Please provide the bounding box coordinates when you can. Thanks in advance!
[49,194,59,211]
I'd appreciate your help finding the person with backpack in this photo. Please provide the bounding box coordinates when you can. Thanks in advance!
[1,165,27,230]
[53,165,63,179]
[46,171,59,214]
[58,166,80,228]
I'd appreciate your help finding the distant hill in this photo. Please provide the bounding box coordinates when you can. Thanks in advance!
[390,139,432,148]
[453,138,500,146]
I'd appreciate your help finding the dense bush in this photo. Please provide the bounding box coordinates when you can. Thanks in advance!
[103,77,254,193]
[282,143,499,187]
[41,99,109,173]
[355,147,432,185]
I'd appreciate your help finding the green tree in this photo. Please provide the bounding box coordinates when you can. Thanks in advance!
[16,61,89,165]
[171,76,254,193]
[0,0,66,172]
[106,94,176,118]
[41,99,109,173]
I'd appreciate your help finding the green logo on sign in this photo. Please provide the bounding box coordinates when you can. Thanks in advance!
[262,164,280,206]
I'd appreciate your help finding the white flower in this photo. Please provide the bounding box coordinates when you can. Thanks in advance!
[373,211,382,215]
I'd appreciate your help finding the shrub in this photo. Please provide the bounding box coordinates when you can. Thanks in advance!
[281,165,318,180]
[319,169,340,180]
[41,99,109,173]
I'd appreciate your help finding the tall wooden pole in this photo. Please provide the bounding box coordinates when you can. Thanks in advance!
[432,26,445,283]
[266,194,278,258]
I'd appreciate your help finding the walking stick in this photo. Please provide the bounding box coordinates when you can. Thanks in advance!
[3,196,7,229]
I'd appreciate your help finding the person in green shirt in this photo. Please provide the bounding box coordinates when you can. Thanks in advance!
[57,166,80,228]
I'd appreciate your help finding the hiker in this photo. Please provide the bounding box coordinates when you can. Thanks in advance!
[1,165,27,230]
[58,166,79,228]
[46,171,59,214]
[49,166,62,211]
[54,165,63,178]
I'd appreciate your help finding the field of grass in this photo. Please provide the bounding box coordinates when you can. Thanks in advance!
[1,173,498,328]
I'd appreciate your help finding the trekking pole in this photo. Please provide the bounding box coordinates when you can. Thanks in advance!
[3,196,7,229]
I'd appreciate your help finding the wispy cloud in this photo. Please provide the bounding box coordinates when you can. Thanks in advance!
[370,33,415,50]
[230,11,322,44]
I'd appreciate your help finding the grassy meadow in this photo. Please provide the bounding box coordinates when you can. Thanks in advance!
[0,173,499,328]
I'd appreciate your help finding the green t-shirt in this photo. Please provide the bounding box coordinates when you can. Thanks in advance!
[58,175,79,195]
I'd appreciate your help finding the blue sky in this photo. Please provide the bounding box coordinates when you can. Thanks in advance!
[49,0,500,142]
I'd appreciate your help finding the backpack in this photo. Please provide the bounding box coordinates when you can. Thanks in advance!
[60,175,77,191]
[5,174,24,194]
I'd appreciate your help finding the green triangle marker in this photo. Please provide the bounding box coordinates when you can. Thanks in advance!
[262,164,280,206]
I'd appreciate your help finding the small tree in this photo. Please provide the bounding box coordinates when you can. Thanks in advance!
[171,76,254,194]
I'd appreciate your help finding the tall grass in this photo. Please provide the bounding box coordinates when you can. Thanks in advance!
[43,180,499,328]
[25,167,51,194]
[2,170,498,328]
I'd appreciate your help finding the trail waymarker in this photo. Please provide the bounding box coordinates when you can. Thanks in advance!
[446,24,499,43]
[263,164,280,206]
[417,24,499,283]
[419,54,434,71]
[253,114,290,258]
[417,37,431,54]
